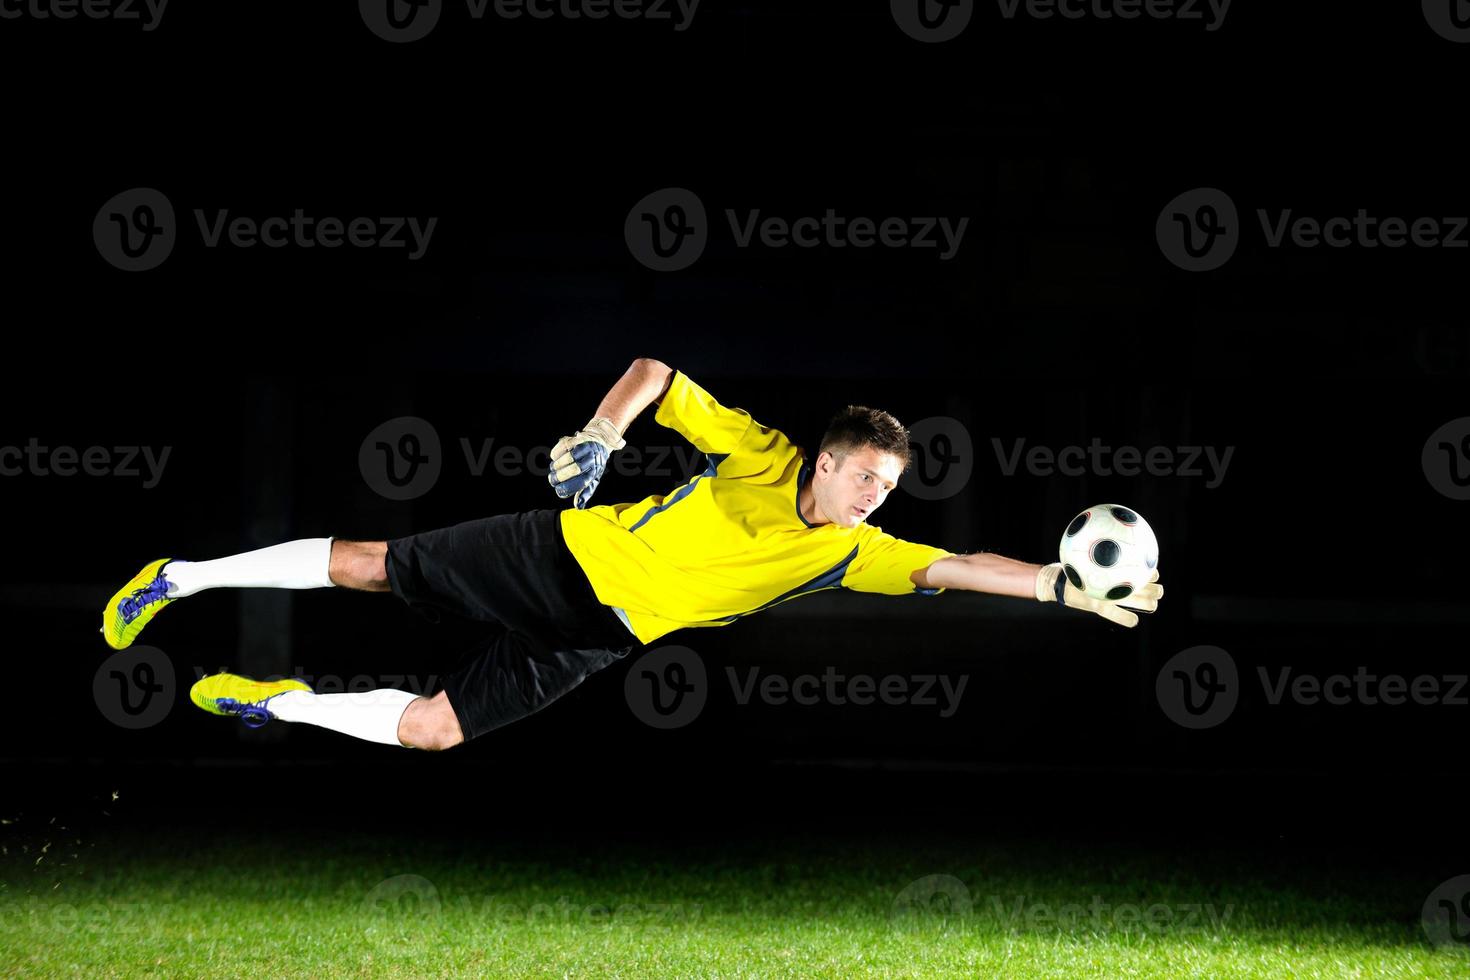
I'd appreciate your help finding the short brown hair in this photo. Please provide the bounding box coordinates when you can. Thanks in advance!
[817,405,912,474]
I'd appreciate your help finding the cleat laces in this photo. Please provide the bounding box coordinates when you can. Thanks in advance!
[119,572,173,624]
[214,696,279,729]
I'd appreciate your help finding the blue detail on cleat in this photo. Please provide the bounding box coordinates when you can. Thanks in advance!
[215,696,277,729]
[118,570,174,625]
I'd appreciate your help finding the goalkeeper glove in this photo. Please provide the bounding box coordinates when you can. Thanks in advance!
[1035,563,1163,628]
[548,417,626,509]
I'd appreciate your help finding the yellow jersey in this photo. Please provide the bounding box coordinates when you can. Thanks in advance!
[559,370,955,645]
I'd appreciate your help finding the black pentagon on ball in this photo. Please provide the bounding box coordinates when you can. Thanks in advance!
[1106,584,1134,600]
[1091,539,1121,567]
[1064,564,1083,589]
[1145,553,1158,569]
[1065,512,1090,537]
[1109,506,1137,525]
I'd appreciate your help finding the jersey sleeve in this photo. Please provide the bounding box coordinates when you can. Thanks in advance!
[653,370,757,456]
[843,529,955,596]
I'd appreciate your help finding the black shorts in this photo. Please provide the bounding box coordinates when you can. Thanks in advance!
[383,509,640,741]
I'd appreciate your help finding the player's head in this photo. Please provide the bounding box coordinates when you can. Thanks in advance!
[810,405,911,527]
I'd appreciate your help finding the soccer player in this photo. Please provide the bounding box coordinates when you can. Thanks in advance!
[100,359,1162,750]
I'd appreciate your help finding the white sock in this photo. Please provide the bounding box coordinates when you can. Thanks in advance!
[163,538,337,597]
[265,689,420,747]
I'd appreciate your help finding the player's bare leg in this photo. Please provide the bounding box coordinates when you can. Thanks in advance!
[328,539,390,592]
[396,692,465,751]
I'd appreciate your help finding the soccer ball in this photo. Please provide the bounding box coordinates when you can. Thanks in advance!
[1059,504,1159,601]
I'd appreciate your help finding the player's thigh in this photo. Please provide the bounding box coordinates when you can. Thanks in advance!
[439,629,629,741]
[384,512,565,628]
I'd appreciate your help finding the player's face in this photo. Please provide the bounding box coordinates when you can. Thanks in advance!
[821,448,902,527]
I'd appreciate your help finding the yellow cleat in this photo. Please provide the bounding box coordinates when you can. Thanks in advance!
[101,558,178,650]
[190,673,313,729]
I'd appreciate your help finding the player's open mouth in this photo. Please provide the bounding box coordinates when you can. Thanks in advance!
[853,507,866,517]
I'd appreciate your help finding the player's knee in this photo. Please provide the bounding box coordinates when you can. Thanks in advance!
[360,544,389,591]
[330,540,389,591]
[397,692,464,751]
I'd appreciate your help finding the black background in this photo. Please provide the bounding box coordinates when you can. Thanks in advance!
[1,2,1466,864]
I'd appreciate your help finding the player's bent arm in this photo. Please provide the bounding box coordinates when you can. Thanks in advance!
[548,358,674,508]
[911,553,1041,599]
[643,358,676,405]
[595,358,676,434]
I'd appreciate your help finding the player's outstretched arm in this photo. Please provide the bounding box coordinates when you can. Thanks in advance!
[548,358,674,508]
[912,554,1163,628]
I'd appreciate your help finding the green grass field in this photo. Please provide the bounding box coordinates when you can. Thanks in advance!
[2,826,1464,978]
